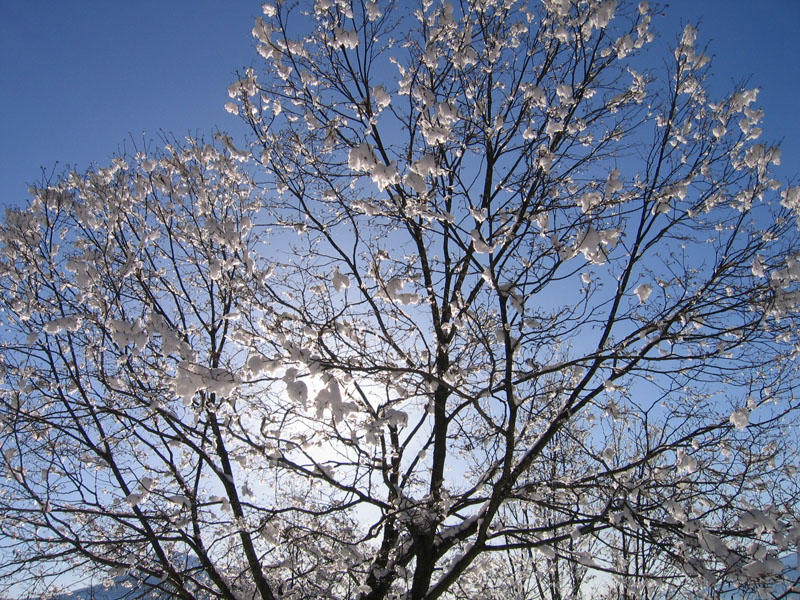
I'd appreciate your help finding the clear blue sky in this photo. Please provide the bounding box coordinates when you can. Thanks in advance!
[1,1,798,208]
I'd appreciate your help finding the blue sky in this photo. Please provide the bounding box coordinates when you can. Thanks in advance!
[1,1,798,207]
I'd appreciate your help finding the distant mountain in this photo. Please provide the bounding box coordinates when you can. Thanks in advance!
[13,576,168,600]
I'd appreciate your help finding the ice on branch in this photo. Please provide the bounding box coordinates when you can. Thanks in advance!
[751,256,766,278]
[615,34,634,58]
[605,168,622,195]
[214,133,249,162]
[380,277,420,305]
[285,379,309,407]
[741,557,785,578]
[125,492,144,506]
[332,268,351,292]
[370,163,400,190]
[404,172,428,194]
[729,407,750,430]
[588,0,617,31]
[577,191,602,213]
[174,362,240,404]
[108,318,148,350]
[520,82,547,108]
[348,143,400,189]
[43,316,82,335]
[246,354,281,377]
[574,226,620,264]
[634,283,653,303]
[781,186,800,218]
[411,155,440,177]
[315,378,355,423]
[675,448,698,473]
[332,28,359,49]
[371,85,391,109]
[538,546,556,560]
[348,143,377,171]
[365,1,381,20]
[471,229,494,254]
[168,495,190,509]
[545,120,564,140]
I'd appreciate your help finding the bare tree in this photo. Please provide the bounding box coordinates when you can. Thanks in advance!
[2,0,800,599]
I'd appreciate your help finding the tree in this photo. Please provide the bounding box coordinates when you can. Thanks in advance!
[2,0,800,598]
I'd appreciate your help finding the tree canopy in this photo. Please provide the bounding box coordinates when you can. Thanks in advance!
[2,1,800,598]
